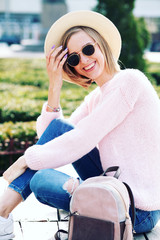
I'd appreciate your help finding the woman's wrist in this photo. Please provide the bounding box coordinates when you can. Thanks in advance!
[47,104,60,112]
[47,87,61,112]
[18,155,28,169]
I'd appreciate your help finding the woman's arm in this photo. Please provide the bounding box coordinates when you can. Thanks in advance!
[36,46,68,138]
[46,45,68,111]
[25,70,144,170]
[24,86,137,170]
[3,155,27,184]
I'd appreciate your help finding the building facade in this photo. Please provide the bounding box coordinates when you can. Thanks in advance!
[0,0,67,45]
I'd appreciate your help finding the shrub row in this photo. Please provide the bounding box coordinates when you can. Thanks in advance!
[0,82,93,122]
[0,121,37,142]
[0,58,48,88]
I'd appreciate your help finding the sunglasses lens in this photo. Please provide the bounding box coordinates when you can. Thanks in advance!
[83,44,95,56]
[67,44,95,67]
[67,54,80,67]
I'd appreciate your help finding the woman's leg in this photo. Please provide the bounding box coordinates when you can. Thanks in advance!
[131,208,160,234]
[7,119,75,201]
[30,169,75,212]
[37,118,103,180]
[72,147,103,180]
[0,119,74,219]
[0,189,22,218]
[0,118,103,216]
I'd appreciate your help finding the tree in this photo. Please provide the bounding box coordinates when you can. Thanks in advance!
[94,0,150,71]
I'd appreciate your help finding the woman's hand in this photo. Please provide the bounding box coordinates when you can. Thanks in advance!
[3,155,28,184]
[46,45,68,112]
[46,45,68,90]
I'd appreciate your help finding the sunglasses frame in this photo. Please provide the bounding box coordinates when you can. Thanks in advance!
[67,42,97,67]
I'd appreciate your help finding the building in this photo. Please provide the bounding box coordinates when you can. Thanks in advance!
[0,0,41,44]
[0,0,67,47]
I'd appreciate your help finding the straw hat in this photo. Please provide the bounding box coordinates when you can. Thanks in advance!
[44,10,121,83]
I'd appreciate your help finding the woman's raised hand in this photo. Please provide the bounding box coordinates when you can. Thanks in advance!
[46,45,68,112]
[46,45,68,90]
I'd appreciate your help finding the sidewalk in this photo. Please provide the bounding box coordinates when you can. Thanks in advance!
[0,43,45,59]
[0,165,160,240]
[0,165,77,240]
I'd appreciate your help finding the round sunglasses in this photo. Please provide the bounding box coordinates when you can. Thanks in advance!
[67,42,97,67]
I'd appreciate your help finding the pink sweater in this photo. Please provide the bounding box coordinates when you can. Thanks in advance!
[25,69,160,211]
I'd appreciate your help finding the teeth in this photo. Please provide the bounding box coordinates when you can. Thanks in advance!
[84,62,95,70]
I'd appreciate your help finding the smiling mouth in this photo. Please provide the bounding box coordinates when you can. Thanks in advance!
[83,62,96,71]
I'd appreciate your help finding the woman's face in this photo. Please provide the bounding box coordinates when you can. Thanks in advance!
[67,30,107,84]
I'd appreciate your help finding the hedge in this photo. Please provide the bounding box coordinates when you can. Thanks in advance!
[0,121,37,142]
[0,82,93,122]
[0,58,48,88]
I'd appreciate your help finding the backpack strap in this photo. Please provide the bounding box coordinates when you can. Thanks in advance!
[123,182,136,229]
[54,229,68,240]
[102,166,121,179]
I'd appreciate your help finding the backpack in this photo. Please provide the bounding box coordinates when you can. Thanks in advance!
[55,166,135,240]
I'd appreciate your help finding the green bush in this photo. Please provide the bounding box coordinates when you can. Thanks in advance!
[0,121,37,142]
[0,83,47,122]
[0,96,43,123]
[94,0,150,71]
[0,81,94,121]
[0,58,48,88]
[146,62,160,85]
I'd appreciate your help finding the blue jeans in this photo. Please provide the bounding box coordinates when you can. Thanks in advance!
[9,119,160,234]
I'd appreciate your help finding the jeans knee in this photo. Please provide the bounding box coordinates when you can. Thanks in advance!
[30,170,45,195]
[63,178,80,196]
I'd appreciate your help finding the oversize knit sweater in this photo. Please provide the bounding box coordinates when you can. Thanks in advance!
[24,69,160,211]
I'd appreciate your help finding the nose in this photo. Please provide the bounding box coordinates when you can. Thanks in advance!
[79,53,90,64]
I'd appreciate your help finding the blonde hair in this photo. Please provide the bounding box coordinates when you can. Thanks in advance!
[60,26,120,88]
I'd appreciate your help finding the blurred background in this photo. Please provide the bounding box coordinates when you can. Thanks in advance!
[0,0,159,53]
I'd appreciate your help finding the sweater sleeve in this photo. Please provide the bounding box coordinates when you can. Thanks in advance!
[36,88,98,138]
[24,84,139,170]
[36,102,64,139]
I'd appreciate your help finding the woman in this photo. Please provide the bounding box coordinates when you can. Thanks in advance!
[0,10,160,239]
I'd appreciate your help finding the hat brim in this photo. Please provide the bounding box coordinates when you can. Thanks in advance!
[44,10,121,83]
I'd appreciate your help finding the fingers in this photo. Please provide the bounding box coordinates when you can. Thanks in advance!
[46,45,68,69]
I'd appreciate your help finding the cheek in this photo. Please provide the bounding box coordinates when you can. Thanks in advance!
[74,65,83,75]
[97,52,105,66]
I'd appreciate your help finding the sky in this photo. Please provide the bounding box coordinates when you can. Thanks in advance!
[66,0,97,12]
[1,0,159,18]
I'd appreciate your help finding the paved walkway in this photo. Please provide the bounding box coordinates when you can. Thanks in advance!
[1,165,160,239]
[0,165,75,240]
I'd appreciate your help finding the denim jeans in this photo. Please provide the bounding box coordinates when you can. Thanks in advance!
[9,119,160,234]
